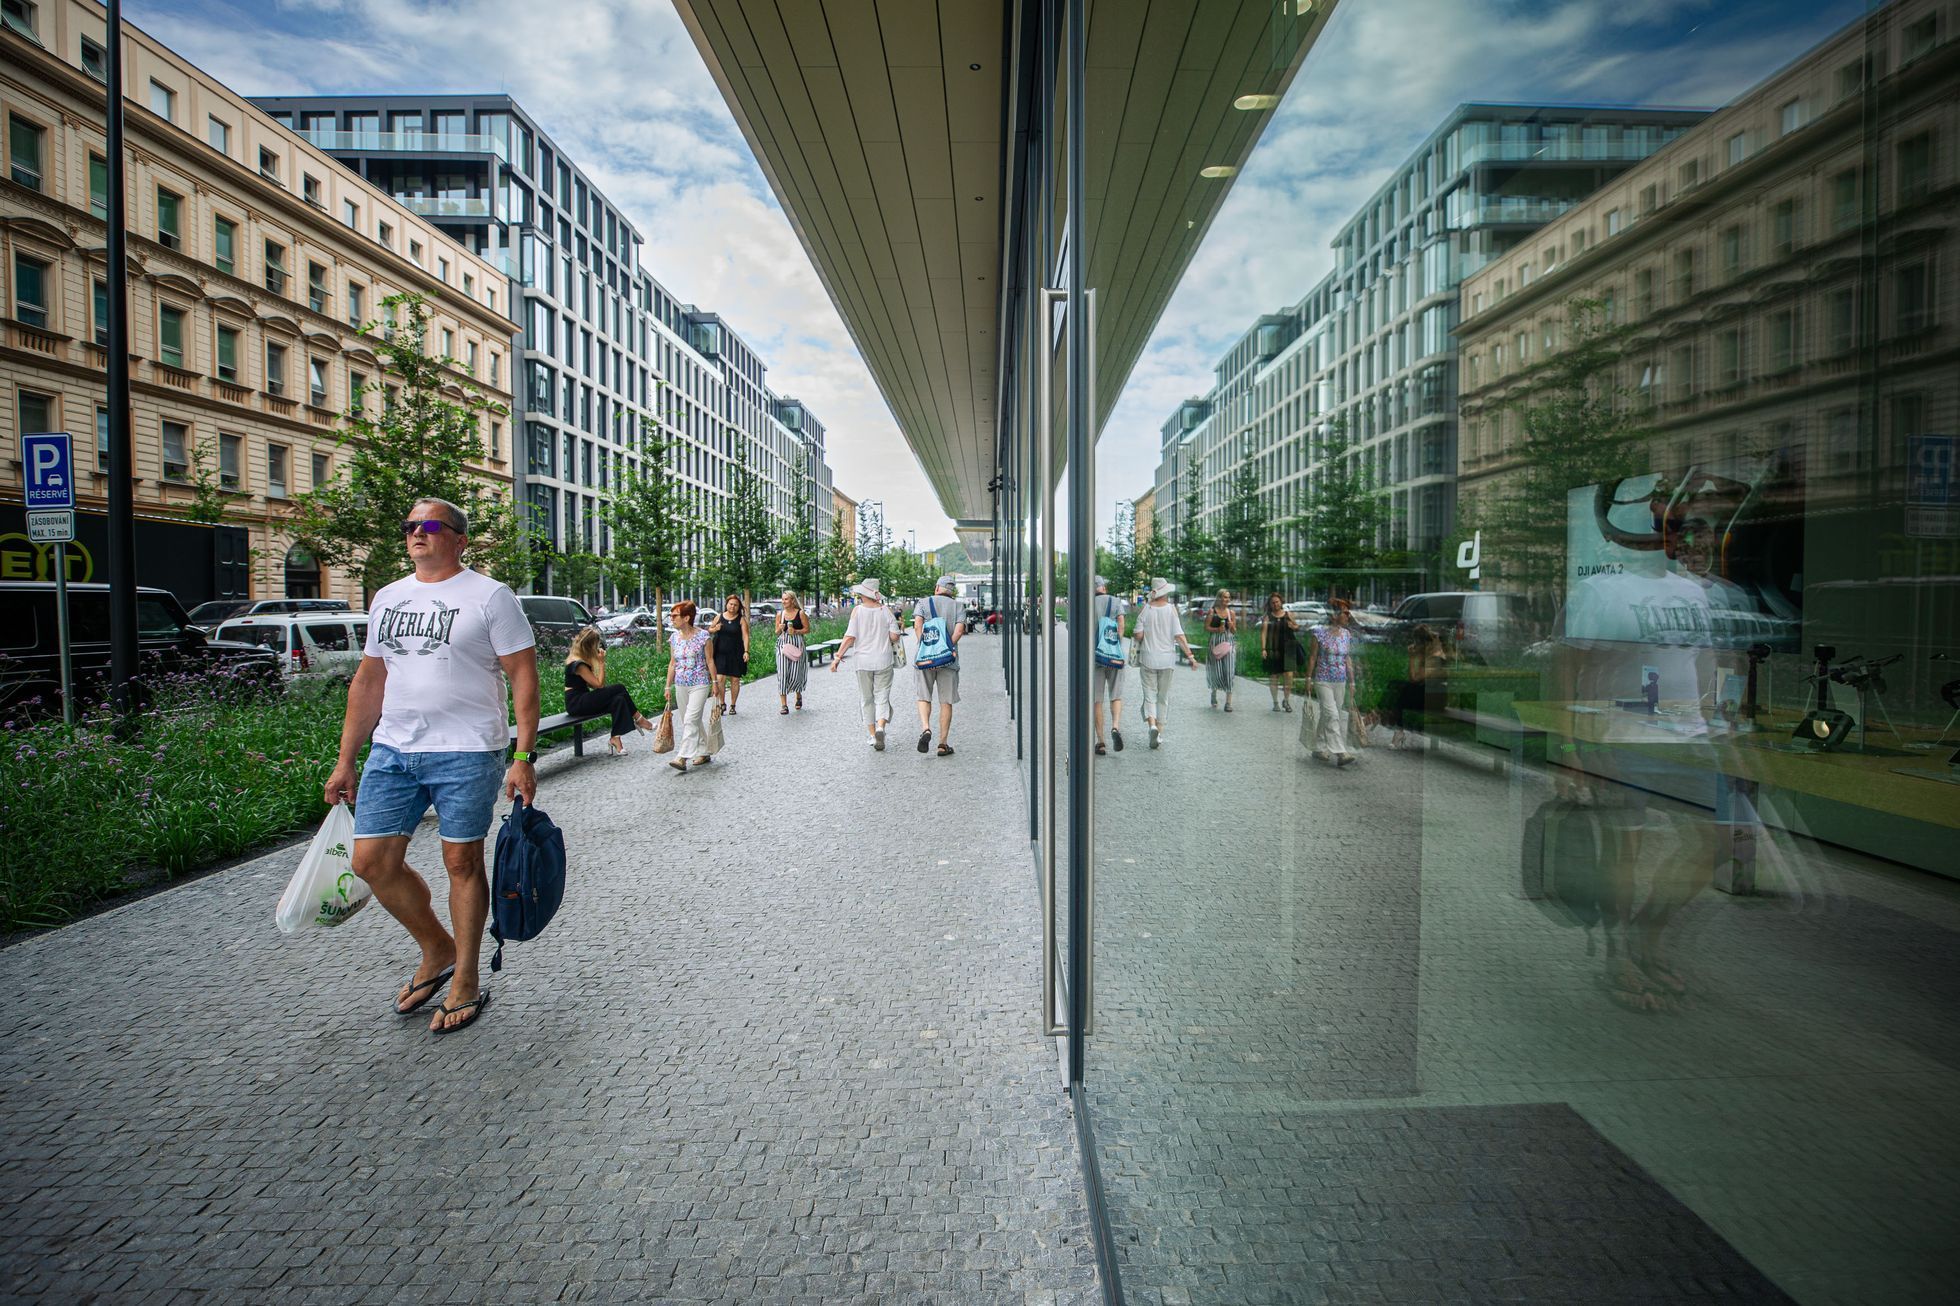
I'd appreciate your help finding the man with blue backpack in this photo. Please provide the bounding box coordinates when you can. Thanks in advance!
[912,576,967,756]
[1090,575,1128,756]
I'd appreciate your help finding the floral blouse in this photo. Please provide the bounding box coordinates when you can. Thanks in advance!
[670,629,712,687]
[1311,624,1355,683]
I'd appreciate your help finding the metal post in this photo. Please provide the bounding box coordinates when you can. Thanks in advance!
[1063,0,1092,1076]
[54,542,74,726]
[104,0,141,725]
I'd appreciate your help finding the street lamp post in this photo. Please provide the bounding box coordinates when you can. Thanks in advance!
[105,0,141,727]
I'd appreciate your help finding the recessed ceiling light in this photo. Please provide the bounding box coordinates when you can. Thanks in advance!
[1234,94,1280,111]
[1200,165,1237,179]
[969,63,981,71]
[974,195,984,201]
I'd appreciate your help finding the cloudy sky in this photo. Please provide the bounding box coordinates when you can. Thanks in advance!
[134,0,1865,549]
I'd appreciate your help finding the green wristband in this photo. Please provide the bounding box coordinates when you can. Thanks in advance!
[511,750,533,762]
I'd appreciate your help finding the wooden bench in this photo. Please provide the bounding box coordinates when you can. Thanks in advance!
[806,639,843,666]
[509,708,607,759]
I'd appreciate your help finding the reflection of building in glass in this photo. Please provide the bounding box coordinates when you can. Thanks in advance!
[0,0,512,605]
[250,93,835,596]
[832,486,859,552]
[1131,487,1156,546]
[1456,0,1956,715]
[1152,103,1706,591]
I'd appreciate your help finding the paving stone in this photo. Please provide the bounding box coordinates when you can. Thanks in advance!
[0,642,1098,1304]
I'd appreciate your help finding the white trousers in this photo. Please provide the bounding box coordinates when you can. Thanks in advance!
[856,667,894,728]
[1313,680,1351,756]
[1138,666,1175,725]
[675,683,713,758]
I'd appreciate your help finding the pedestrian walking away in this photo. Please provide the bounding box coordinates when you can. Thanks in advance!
[1262,592,1306,711]
[563,626,653,754]
[1308,597,1363,767]
[708,594,751,714]
[775,590,811,713]
[1204,589,1239,711]
[1090,576,1128,755]
[663,601,718,773]
[1133,577,1199,750]
[913,575,966,756]
[831,576,900,750]
[322,496,539,1035]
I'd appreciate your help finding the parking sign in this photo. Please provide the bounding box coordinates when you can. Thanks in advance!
[23,431,75,511]
[1907,435,1956,537]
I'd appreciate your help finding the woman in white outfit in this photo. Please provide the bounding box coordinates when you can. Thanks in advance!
[662,600,717,774]
[830,577,901,750]
[1306,598,1361,767]
[1133,577,1199,750]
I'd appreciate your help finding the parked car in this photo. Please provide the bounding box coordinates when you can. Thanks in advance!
[212,612,368,682]
[1383,591,1536,662]
[185,596,350,630]
[0,582,282,715]
[517,595,595,642]
[748,600,781,621]
[595,610,666,647]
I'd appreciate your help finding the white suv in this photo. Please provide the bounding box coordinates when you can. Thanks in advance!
[213,612,369,681]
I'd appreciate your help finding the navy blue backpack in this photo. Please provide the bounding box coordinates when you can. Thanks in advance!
[489,795,566,972]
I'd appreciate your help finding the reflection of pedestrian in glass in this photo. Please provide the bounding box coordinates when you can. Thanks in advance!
[1561,530,1723,1012]
[1307,599,1361,767]
[775,590,809,714]
[1389,623,1446,750]
[1091,576,1128,756]
[1261,592,1303,712]
[1205,589,1238,711]
[1134,577,1198,750]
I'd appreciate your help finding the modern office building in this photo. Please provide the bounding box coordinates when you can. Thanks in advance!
[250,92,836,597]
[1,0,513,604]
[1153,101,1707,592]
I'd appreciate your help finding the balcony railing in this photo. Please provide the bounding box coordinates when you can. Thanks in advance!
[300,129,506,161]
[395,196,493,218]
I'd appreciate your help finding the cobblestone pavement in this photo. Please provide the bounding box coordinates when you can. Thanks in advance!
[0,639,1099,1304]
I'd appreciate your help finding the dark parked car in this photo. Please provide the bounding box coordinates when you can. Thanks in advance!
[185,597,351,629]
[0,582,283,715]
[517,595,595,643]
[1383,591,1537,663]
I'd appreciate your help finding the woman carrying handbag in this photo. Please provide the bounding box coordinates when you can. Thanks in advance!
[775,590,810,713]
[1204,589,1238,711]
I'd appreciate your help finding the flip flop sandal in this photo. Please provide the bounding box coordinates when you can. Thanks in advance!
[430,990,490,1036]
[394,966,455,1016]
[937,744,955,756]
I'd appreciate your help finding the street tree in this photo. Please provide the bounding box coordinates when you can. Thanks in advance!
[600,419,696,619]
[1167,480,1212,594]
[1210,458,1280,596]
[290,293,533,597]
[707,438,781,605]
[1464,296,1653,602]
[1291,420,1388,601]
[777,474,821,599]
[1098,503,1139,596]
[821,518,858,604]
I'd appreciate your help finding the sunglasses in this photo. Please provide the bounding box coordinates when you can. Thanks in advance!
[401,518,459,536]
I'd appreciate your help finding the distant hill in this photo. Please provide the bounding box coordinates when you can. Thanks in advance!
[931,540,972,572]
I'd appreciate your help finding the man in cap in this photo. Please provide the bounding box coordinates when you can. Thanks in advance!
[1090,575,1128,755]
[911,575,967,756]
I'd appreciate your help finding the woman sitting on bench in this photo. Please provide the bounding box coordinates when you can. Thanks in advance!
[564,627,654,756]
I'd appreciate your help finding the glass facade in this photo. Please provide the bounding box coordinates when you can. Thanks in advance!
[996,0,1959,1300]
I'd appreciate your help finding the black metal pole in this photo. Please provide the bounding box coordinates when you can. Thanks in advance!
[1063,0,1090,1087]
[104,0,141,725]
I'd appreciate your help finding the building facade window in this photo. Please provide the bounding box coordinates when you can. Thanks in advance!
[11,252,49,327]
[264,240,287,294]
[346,281,364,327]
[8,114,44,190]
[161,419,189,479]
[267,444,289,497]
[79,35,107,81]
[149,80,175,122]
[155,188,182,250]
[309,358,328,407]
[216,325,240,382]
[307,261,328,314]
[88,152,107,218]
[266,341,288,395]
[208,116,230,154]
[214,218,236,276]
[92,278,108,345]
[158,304,186,368]
[218,432,241,488]
[17,388,53,439]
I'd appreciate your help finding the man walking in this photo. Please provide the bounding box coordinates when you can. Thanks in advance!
[323,497,539,1035]
[912,575,966,756]
[1090,575,1127,756]
[830,576,900,749]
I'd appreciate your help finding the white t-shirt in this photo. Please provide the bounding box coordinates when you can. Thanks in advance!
[364,567,535,752]
[845,603,900,671]
[1135,602,1185,671]
[1562,564,1713,742]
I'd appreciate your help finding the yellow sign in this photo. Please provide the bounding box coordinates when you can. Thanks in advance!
[0,532,96,582]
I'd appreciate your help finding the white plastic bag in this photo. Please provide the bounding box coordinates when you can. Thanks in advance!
[275,802,369,934]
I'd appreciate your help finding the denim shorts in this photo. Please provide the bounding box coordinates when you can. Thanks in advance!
[354,744,505,843]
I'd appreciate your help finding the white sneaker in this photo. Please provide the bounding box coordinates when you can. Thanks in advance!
[1149,725,1162,749]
